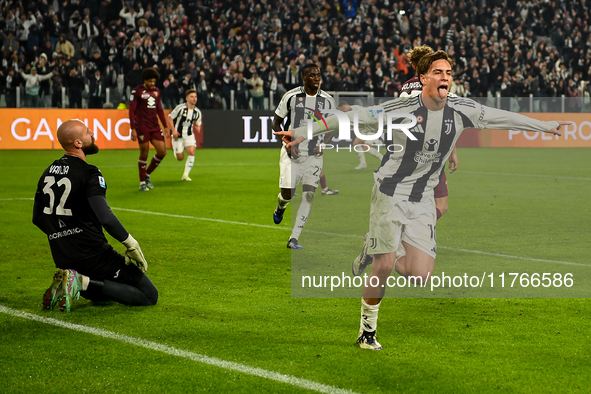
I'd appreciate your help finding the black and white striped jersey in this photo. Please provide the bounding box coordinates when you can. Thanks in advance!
[294,95,559,201]
[275,86,336,156]
[168,103,203,137]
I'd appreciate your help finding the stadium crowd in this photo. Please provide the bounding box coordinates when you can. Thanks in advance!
[0,0,590,110]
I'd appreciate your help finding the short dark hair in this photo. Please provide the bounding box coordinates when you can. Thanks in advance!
[416,51,454,77]
[142,67,160,81]
[185,88,196,97]
[300,63,319,79]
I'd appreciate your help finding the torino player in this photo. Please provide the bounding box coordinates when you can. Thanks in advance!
[129,67,169,191]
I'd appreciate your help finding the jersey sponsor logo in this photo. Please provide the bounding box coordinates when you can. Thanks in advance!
[414,150,441,164]
[48,227,83,240]
[424,138,439,151]
[147,96,156,108]
[141,92,151,99]
[98,176,106,188]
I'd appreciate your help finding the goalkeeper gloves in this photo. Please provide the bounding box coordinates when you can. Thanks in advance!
[121,234,148,273]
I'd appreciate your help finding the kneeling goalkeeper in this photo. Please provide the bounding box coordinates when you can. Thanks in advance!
[33,119,158,312]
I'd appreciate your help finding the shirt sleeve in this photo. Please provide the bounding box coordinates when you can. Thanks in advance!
[88,195,129,242]
[168,104,181,119]
[195,108,203,126]
[275,92,290,118]
[156,91,167,127]
[471,102,559,133]
[128,88,138,129]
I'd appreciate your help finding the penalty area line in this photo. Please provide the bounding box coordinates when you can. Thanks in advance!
[0,305,357,394]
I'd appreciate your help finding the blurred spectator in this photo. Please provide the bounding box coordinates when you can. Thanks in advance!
[20,66,53,107]
[55,34,74,58]
[88,69,106,109]
[67,68,84,108]
[247,72,264,109]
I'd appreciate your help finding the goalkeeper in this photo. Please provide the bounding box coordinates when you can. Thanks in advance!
[33,119,158,312]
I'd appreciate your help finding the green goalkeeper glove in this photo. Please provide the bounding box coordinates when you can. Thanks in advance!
[122,234,148,273]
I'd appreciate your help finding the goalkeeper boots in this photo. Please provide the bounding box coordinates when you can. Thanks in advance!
[357,330,382,351]
[42,270,65,310]
[56,269,83,313]
[145,174,154,189]
[352,233,373,276]
[273,205,285,224]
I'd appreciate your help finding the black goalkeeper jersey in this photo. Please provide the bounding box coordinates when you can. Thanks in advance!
[33,155,112,267]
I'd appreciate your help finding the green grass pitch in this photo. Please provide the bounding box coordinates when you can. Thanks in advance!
[0,147,590,393]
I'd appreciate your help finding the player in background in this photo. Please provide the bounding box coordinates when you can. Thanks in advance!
[167,89,203,181]
[338,101,384,169]
[129,67,169,191]
[277,51,566,350]
[33,119,158,312]
[271,63,336,249]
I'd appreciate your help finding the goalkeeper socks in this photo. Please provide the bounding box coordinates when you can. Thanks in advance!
[320,174,327,189]
[184,155,195,177]
[290,191,314,239]
[278,193,290,209]
[138,157,148,181]
[81,275,90,291]
[356,150,367,166]
[360,298,381,333]
[146,154,164,174]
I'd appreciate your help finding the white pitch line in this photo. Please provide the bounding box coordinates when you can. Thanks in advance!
[2,200,585,267]
[437,246,589,267]
[460,170,591,181]
[0,305,358,394]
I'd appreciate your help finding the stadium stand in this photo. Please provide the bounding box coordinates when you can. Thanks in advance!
[0,0,589,110]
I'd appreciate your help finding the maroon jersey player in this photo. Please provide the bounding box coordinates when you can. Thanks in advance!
[399,45,458,220]
[129,67,169,191]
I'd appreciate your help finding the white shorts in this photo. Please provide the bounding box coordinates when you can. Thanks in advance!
[172,134,196,155]
[367,177,437,258]
[279,147,323,189]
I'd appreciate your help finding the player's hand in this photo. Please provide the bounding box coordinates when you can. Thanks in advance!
[288,145,301,159]
[274,130,306,149]
[172,130,180,138]
[448,147,459,174]
[549,121,570,136]
[131,129,137,141]
[121,234,148,273]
